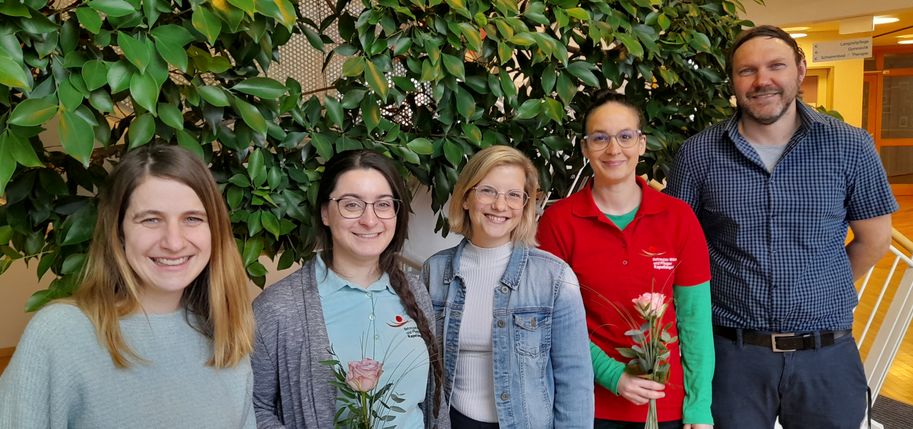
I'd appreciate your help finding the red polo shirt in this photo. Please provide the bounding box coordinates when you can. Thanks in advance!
[537,177,710,422]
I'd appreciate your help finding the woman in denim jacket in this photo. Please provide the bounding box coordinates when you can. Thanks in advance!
[422,146,594,429]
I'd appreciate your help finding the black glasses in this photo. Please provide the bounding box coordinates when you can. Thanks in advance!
[584,129,643,150]
[329,197,401,219]
[471,185,529,209]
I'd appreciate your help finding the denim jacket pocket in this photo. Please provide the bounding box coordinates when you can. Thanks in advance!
[512,313,551,357]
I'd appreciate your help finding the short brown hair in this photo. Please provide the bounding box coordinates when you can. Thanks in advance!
[449,146,539,246]
[727,25,805,77]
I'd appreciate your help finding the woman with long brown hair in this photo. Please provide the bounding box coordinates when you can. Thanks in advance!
[0,145,255,428]
[251,149,446,428]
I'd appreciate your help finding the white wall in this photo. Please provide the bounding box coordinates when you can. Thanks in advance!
[402,185,464,266]
[0,261,53,349]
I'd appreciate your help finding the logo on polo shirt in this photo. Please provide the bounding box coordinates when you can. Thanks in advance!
[641,246,677,270]
[387,315,410,328]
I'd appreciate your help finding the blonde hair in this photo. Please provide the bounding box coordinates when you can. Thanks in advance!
[449,146,539,246]
[73,145,253,368]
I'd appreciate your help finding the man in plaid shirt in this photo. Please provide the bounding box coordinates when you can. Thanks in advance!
[666,25,898,428]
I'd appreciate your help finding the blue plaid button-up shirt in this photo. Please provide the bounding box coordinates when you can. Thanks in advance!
[666,102,898,332]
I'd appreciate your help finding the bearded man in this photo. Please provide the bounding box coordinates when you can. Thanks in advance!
[666,25,897,428]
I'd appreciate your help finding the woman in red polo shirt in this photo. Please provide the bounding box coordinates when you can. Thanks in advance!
[537,91,714,429]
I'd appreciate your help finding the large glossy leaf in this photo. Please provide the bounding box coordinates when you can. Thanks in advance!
[458,23,482,52]
[106,61,132,93]
[0,1,31,17]
[233,98,267,134]
[516,99,542,120]
[442,53,465,80]
[341,57,364,77]
[129,72,158,114]
[324,97,343,127]
[565,61,600,87]
[310,132,333,160]
[88,90,114,113]
[81,60,108,91]
[127,113,155,149]
[61,204,97,246]
[443,139,462,167]
[688,30,713,54]
[407,138,433,155]
[8,97,58,127]
[151,26,192,71]
[616,33,644,59]
[58,111,94,166]
[2,132,43,168]
[157,103,183,130]
[176,130,203,159]
[261,211,280,238]
[0,52,30,89]
[197,86,231,107]
[0,139,13,195]
[118,32,152,73]
[364,60,388,100]
[227,0,256,14]
[74,7,102,34]
[88,0,136,17]
[247,148,266,187]
[362,98,380,132]
[455,86,475,120]
[191,6,222,45]
[556,72,577,105]
[232,77,286,99]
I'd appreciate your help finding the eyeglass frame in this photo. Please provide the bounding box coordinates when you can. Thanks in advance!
[328,197,402,219]
[583,129,644,150]
[470,185,530,209]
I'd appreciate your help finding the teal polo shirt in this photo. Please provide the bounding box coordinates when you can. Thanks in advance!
[316,256,429,428]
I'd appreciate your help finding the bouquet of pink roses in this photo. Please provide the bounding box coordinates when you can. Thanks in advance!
[322,352,406,428]
[616,292,677,429]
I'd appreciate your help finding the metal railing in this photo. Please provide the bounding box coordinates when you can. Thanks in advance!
[857,228,913,402]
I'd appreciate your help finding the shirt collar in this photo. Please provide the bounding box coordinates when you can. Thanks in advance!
[315,254,394,298]
[571,176,664,220]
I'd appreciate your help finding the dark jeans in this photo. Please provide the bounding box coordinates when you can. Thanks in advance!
[594,418,683,429]
[711,331,867,429]
[450,407,499,429]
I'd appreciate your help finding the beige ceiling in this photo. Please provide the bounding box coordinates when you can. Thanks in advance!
[784,9,913,47]
[741,1,913,47]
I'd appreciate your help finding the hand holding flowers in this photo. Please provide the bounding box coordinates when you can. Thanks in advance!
[616,292,677,429]
[322,353,406,429]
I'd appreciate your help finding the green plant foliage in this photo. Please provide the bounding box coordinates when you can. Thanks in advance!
[312,0,753,233]
[0,0,328,309]
[0,0,753,311]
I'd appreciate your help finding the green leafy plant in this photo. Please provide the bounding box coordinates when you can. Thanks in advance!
[0,0,753,310]
[309,0,754,232]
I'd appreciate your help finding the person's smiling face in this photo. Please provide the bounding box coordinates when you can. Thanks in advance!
[122,177,211,313]
[584,102,646,187]
[731,36,807,126]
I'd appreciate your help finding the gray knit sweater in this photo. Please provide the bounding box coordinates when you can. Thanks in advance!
[251,258,449,429]
[0,304,255,429]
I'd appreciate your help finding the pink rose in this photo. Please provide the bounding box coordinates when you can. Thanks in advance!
[632,292,666,317]
[346,358,384,392]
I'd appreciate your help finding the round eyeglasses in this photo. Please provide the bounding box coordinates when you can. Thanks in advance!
[471,185,529,209]
[329,197,401,219]
[584,129,643,150]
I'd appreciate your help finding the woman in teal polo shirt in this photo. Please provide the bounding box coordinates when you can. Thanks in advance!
[538,92,714,429]
[251,150,445,428]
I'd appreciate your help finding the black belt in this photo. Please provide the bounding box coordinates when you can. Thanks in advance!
[713,326,852,352]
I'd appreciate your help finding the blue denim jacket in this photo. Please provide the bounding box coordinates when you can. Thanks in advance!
[422,239,594,429]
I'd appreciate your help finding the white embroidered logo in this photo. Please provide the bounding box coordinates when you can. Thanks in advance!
[640,247,676,270]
